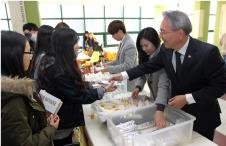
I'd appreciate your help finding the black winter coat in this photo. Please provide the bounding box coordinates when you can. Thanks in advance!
[41,63,101,129]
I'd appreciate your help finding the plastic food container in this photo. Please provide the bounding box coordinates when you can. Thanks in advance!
[107,105,195,146]
[91,92,151,122]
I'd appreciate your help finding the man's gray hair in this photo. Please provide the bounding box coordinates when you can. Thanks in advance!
[163,10,192,35]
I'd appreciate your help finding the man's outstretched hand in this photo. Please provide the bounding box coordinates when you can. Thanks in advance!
[108,73,123,82]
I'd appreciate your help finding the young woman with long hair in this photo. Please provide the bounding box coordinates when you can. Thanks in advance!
[1,30,59,146]
[40,28,115,146]
[132,27,171,129]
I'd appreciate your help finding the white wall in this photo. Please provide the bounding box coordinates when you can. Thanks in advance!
[8,1,26,34]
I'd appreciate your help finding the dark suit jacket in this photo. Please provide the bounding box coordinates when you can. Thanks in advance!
[127,37,226,132]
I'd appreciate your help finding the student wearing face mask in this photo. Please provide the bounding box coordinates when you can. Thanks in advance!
[132,27,171,129]
[23,23,39,52]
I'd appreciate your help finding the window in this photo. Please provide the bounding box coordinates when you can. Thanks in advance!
[62,5,83,18]
[141,19,155,29]
[39,2,197,48]
[208,0,217,44]
[84,5,104,17]
[124,19,139,32]
[85,19,104,32]
[105,5,123,18]
[39,4,61,18]
[124,6,139,18]
[63,19,84,33]
[39,3,155,48]
[0,2,12,31]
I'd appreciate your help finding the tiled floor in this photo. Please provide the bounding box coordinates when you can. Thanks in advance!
[214,96,226,146]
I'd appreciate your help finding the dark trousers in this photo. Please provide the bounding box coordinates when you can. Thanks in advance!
[53,132,79,146]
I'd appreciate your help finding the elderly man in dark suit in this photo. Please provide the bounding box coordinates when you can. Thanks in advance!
[110,10,226,140]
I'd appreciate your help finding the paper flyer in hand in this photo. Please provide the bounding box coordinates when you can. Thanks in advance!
[39,90,63,114]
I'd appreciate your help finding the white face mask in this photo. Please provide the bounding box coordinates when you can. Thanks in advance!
[30,33,37,43]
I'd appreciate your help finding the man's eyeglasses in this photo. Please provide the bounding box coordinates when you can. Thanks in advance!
[159,30,172,35]
[159,29,179,35]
